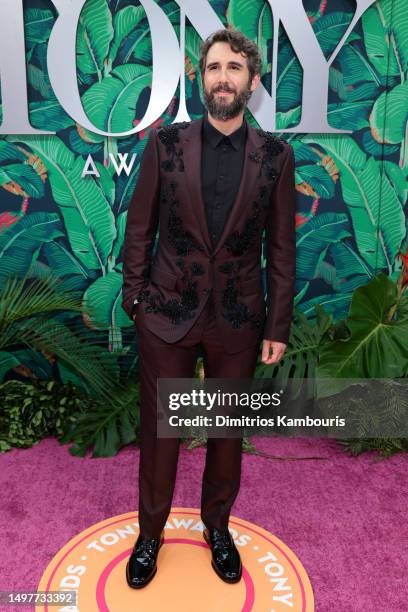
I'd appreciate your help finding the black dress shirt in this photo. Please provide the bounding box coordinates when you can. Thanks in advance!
[201,114,247,249]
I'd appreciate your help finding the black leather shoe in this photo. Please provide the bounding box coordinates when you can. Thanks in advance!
[126,532,164,589]
[203,527,242,583]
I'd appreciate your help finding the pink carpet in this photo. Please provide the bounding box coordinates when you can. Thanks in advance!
[1,437,407,611]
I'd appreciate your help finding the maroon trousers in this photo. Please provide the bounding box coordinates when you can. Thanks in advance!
[134,291,261,538]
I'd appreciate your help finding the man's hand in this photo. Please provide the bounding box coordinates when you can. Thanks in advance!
[261,340,287,365]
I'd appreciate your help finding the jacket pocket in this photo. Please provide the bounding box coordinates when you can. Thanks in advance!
[150,264,178,290]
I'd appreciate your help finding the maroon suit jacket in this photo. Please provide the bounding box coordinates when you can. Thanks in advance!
[122,117,296,354]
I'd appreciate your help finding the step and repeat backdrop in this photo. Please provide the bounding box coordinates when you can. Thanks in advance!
[0,0,406,385]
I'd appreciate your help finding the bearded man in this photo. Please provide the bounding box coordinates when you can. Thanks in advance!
[122,28,296,588]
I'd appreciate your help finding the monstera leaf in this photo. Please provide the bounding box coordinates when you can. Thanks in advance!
[301,135,406,271]
[0,213,64,277]
[7,136,116,272]
[60,382,140,457]
[296,213,352,280]
[317,273,408,383]
[255,305,334,400]
[82,64,152,133]
[76,0,113,76]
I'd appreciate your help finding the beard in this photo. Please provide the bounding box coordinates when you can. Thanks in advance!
[203,81,253,121]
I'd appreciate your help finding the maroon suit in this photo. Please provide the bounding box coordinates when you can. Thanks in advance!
[122,117,296,537]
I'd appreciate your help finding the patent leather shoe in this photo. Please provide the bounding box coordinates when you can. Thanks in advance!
[203,527,242,583]
[126,532,164,589]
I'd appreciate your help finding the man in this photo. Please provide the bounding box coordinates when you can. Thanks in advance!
[122,28,296,588]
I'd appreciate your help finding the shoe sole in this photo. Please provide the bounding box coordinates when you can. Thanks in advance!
[203,531,242,584]
[126,538,164,589]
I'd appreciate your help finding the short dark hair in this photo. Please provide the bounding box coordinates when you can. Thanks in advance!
[199,29,262,82]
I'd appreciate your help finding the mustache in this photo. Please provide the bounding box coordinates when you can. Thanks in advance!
[211,85,236,94]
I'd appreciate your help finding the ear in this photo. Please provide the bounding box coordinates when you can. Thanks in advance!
[250,73,261,92]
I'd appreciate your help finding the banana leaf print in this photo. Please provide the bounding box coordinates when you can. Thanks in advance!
[0,0,406,386]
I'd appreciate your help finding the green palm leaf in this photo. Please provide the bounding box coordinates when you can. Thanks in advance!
[300,135,405,271]
[329,241,374,279]
[82,64,152,133]
[362,1,400,77]
[76,0,114,77]
[0,213,64,277]
[297,165,336,198]
[0,351,21,381]
[296,213,352,280]
[327,100,372,131]
[0,164,44,198]
[59,382,140,457]
[83,270,132,330]
[7,136,116,272]
[0,275,120,399]
[391,0,408,73]
[41,241,92,281]
[108,5,146,65]
[24,8,54,46]
[370,81,408,144]
[29,99,74,131]
[299,293,354,321]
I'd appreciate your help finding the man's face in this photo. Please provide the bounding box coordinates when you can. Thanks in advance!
[202,41,260,121]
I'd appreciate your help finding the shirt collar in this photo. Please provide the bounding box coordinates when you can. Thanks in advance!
[203,113,247,151]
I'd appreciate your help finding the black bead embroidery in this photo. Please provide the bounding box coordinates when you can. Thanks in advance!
[249,130,285,182]
[191,262,204,275]
[139,262,200,325]
[163,180,204,257]
[218,261,263,330]
[223,185,269,257]
[158,122,189,173]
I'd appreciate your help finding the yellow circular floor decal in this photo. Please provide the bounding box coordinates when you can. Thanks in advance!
[37,508,314,611]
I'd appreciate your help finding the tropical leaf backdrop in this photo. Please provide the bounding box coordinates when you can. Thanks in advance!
[0,0,407,383]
